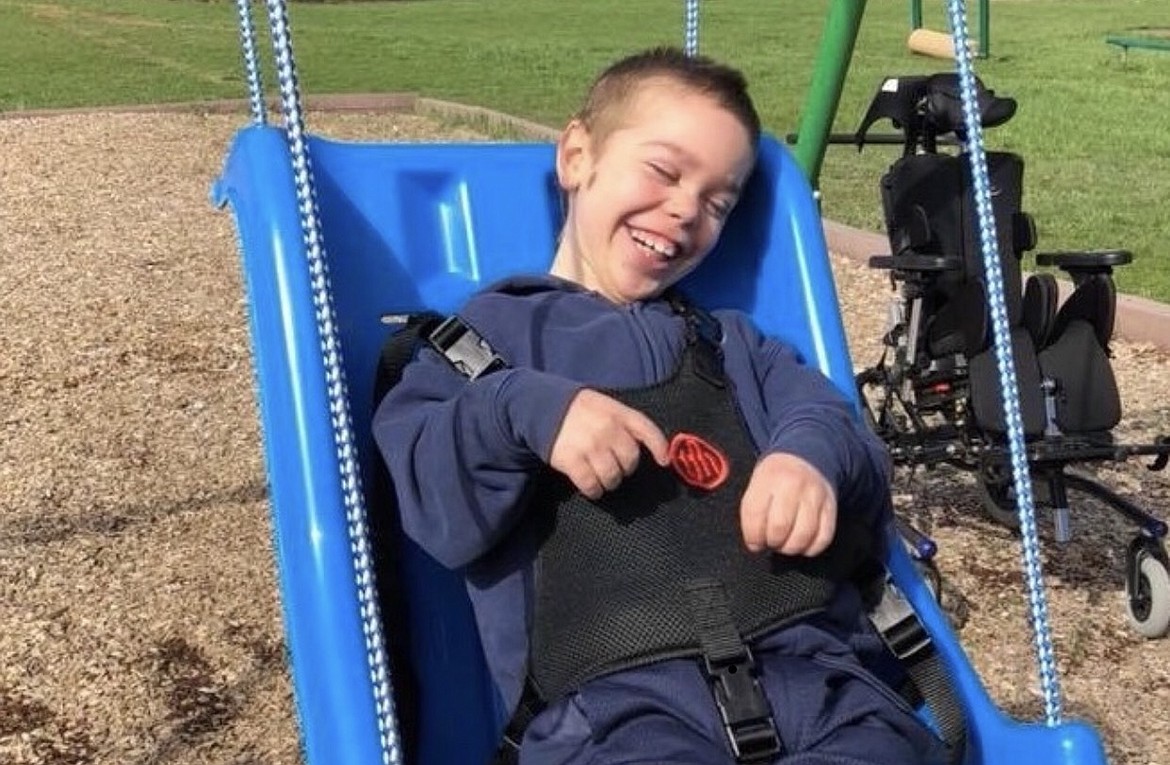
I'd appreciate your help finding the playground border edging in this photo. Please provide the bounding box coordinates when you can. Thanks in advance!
[7,92,1168,351]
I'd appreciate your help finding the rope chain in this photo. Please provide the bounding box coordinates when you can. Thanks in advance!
[945,0,1063,725]
[684,0,699,56]
[233,0,266,124]
[264,1,403,760]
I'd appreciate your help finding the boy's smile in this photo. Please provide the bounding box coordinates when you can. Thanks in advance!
[629,227,678,261]
[551,80,756,304]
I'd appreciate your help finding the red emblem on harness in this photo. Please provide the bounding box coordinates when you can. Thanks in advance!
[668,432,730,491]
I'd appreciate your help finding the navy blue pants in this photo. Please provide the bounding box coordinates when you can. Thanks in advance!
[519,622,948,765]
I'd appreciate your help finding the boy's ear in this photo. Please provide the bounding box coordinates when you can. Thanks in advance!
[556,119,592,192]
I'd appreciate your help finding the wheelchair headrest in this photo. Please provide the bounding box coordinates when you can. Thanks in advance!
[854,73,1017,154]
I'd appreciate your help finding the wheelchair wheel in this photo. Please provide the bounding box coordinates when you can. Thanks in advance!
[1126,550,1170,639]
[975,477,1021,529]
[976,472,1052,530]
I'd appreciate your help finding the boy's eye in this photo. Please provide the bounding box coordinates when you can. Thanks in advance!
[647,162,679,182]
[706,198,733,220]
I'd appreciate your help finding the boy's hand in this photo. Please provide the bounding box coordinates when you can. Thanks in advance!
[549,389,670,500]
[739,453,837,556]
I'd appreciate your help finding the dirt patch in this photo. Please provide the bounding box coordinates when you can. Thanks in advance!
[2,108,1169,764]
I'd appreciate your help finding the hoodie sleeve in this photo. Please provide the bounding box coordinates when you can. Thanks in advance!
[372,344,582,570]
[726,314,893,529]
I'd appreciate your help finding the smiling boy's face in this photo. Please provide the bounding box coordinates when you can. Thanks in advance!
[550,78,756,305]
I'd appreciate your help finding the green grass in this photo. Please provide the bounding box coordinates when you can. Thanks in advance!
[3,0,1169,301]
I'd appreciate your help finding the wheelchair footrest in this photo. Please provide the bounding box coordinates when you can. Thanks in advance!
[1024,438,1125,465]
[1023,436,1170,467]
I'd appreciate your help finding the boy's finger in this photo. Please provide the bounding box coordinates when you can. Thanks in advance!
[589,451,625,492]
[611,433,643,477]
[808,502,837,556]
[566,463,603,500]
[764,498,798,551]
[579,477,604,500]
[738,482,769,552]
[779,497,819,555]
[623,409,670,465]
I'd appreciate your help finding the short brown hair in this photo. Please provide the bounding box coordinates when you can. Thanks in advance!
[576,46,761,148]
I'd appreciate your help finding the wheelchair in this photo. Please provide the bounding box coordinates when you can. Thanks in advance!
[852,72,1170,639]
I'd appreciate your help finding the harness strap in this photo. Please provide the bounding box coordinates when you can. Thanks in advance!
[686,579,783,763]
[666,291,726,387]
[374,312,444,404]
[491,681,543,765]
[425,295,720,385]
[869,579,966,764]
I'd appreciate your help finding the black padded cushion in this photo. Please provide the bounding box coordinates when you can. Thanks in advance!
[967,327,1047,437]
[1050,275,1116,351]
[1022,273,1058,349]
[1037,320,1122,434]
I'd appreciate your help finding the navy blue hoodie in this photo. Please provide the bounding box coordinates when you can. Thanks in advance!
[373,275,893,714]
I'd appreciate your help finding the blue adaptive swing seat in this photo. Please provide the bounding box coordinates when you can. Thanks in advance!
[213,124,1109,765]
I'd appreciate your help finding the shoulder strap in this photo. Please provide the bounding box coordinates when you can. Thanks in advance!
[867,577,967,764]
[374,312,445,406]
[374,311,510,409]
[664,290,724,343]
[664,290,726,388]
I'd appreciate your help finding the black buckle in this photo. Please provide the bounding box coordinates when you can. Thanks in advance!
[428,316,506,380]
[869,580,932,663]
[703,650,782,763]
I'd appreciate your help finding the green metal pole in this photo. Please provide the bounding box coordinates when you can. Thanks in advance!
[979,0,990,58]
[791,0,867,187]
[910,0,922,30]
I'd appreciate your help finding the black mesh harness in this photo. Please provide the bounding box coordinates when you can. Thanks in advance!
[375,298,966,765]
[429,298,869,760]
[525,299,871,740]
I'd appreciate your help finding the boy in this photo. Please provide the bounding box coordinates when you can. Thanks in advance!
[374,47,945,764]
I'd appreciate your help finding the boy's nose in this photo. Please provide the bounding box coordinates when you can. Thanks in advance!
[666,189,701,225]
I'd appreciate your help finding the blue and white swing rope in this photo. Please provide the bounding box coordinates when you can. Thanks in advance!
[232,0,265,125]
[258,2,404,762]
[945,0,1063,726]
[684,0,700,57]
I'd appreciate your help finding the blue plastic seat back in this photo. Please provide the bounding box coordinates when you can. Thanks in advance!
[311,130,854,764]
[214,125,1108,765]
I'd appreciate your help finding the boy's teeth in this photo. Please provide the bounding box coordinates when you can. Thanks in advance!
[632,231,676,258]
